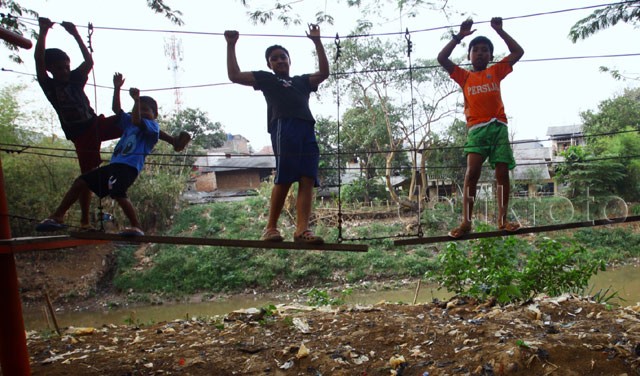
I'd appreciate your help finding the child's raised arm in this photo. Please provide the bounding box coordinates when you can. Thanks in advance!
[34,17,53,84]
[112,72,125,114]
[61,21,94,76]
[129,88,143,127]
[437,18,475,74]
[491,17,524,66]
[225,30,256,86]
[306,24,329,88]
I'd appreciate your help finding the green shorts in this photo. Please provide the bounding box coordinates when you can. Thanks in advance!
[464,121,516,170]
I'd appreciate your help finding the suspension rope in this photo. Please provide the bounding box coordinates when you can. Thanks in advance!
[84,20,107,232]
[405,27,423,238]
[334,33,344,243]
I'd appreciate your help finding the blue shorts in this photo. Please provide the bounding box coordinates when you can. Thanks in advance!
[270,118,319,186]
[80,163,138,199]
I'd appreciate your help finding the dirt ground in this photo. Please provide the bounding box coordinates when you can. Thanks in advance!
[12,246,640,376]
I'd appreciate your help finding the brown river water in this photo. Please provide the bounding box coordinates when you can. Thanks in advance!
[22,265,639,331]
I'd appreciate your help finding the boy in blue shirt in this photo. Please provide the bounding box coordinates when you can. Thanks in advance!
[35,17,190,230]
[36,73,159,236]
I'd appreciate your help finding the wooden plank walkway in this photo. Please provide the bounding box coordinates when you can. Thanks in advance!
[394,215,640,246]
[70,232,368,252]
[0,235,108,254]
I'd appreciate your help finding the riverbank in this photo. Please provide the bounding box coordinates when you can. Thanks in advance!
[26,295,640,375]
[16,242,640,330]
[15,241,640,374]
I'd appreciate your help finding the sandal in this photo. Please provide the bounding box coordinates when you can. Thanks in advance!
[35,218,67,232]
[79,224,98,232]
[118,227,145,237]
[173,131,192,152]
[499,221,521,232]
[261,228,284,242]
[294,230,324,245]
[447,223,472,239]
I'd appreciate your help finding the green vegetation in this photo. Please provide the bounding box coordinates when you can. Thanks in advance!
[113,193,438,295]
[110,183,640,305]
[306,287,353,306]
[426,235,605,304]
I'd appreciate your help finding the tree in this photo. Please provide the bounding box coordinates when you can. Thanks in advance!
[604,131,640,201]
[569,2,640,43]
[0,84,25,144]
[162,107,226,151]
[325,22,457,205]
[1,0,182,63]
[579,88,640,154]
[564,89,640,202]
[314,116,341,188]
[554,145,625,202]
[0,85,80,235]
[240,0,450,27]
[569,2,640,81]
[425,118,467,199]
[156,107,226,178]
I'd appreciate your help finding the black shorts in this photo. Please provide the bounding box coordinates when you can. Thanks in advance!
[80,163,138,199]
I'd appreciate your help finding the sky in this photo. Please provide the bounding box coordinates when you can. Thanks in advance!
[2,0,639,151]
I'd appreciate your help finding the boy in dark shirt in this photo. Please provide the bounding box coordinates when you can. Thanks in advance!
[225,24,329,244]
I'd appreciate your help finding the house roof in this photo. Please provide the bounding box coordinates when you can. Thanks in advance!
[196,155,275,173]
[546,125,583,137]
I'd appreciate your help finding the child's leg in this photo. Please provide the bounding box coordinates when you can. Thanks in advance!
[77,188,91,226]
[49,178,89,223]
[462,153,484,225]
[294,176,315,235]
[74,125,106,226]
[495,162,511,227]
[266,182,292,230]
[114,197,142,230]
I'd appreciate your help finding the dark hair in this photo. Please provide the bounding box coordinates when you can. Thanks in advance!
[468,36,494,55]
[140,96,158,117]
[264,44,290,63]
[44,48,70,69]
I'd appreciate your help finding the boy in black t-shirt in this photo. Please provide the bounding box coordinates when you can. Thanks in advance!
[225,24,329,244]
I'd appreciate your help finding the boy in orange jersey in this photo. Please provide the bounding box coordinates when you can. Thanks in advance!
[437,17,524,238]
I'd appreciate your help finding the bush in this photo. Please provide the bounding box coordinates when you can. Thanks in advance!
[340,177,387,203]
[426,235,605,304]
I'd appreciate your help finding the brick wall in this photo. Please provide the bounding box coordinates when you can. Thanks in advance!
[195,172,217,192]
[217,170,261,190]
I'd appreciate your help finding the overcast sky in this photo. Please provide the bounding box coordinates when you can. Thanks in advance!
[2,0,639,150]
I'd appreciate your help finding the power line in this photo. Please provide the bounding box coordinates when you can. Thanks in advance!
[4,51,640,93]
[1,128,636,158]
[11,1,634,41]
[3,142,638,171]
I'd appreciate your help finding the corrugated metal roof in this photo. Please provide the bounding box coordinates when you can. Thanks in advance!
[197,155,276,173]
[546,125,583,137]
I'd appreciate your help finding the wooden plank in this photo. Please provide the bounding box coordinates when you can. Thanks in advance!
[394,215,640,246]
[0,235,109,254]
[69,232,368,252]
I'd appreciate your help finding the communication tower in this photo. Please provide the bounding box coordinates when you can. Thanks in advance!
[164,35,184,111]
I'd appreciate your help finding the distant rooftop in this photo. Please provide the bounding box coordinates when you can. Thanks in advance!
[546,125,583,137]
[195,155,275,173]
